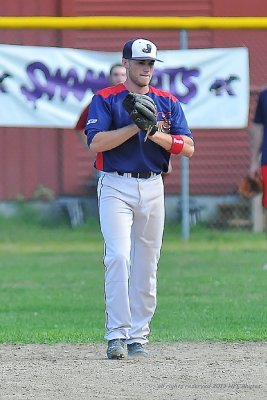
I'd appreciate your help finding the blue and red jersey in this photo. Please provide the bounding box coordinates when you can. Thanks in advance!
[85,83,193,174]
[254,88,267,165]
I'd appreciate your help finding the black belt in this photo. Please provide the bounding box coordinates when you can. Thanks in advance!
[117,171,159,179]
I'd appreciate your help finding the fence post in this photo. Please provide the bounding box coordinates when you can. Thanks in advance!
[180,29,190,240]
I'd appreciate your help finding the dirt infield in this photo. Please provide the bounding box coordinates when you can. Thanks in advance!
[0,342,266,400]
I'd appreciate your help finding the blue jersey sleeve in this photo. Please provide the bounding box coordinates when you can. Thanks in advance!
[170,99,192,138]
[85,94,112,146]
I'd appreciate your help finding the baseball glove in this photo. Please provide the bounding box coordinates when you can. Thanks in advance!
[122,92,158,137]
[238,173,263,198]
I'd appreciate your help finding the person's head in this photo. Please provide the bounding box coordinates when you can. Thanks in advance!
[109,63,127,85]
[122,38,162,89]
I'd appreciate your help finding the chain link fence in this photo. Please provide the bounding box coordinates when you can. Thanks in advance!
[0,18,266,232]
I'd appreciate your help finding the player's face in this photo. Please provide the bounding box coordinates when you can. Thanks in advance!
[127,60,155,88]
[109,66,126,85]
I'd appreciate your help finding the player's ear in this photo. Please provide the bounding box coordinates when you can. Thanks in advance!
[122,58,129,69]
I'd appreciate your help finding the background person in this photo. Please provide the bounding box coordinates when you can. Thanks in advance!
[249,87,267,229]
[85,38,194,359]
[75,63,126,130]
[74,64,127,187]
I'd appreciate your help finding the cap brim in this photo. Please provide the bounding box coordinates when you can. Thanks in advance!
[129,57,163,62]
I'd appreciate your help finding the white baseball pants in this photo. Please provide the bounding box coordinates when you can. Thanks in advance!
[97,172,165,344]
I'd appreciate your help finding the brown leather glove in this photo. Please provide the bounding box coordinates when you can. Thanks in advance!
[238,172,263,198]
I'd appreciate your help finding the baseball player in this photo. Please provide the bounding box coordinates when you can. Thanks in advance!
[85,38,194,359]
[75,63,126,130]
[249,87,267,228]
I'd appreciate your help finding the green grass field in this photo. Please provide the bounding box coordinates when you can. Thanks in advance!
[0,215,266,343]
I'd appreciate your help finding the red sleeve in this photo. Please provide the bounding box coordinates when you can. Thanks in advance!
[74,104,90,130]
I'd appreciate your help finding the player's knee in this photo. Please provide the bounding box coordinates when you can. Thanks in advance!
[104,251,130,274]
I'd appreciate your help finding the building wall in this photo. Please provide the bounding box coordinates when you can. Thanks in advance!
[0,0,266,200]
[0,0,63,200]
[62,0,267,197]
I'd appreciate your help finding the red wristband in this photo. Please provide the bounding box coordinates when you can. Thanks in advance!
[168,135,184,154]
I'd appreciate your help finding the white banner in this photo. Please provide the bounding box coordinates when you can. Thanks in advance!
[0,44,249,129]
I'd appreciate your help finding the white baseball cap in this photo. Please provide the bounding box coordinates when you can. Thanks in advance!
[122,38,163,62]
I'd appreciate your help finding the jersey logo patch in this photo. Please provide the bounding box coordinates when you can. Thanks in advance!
[157,112,171,134]
[86,119,98,125]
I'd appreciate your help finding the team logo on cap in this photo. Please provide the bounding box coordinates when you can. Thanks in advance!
[142,44,152,54]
